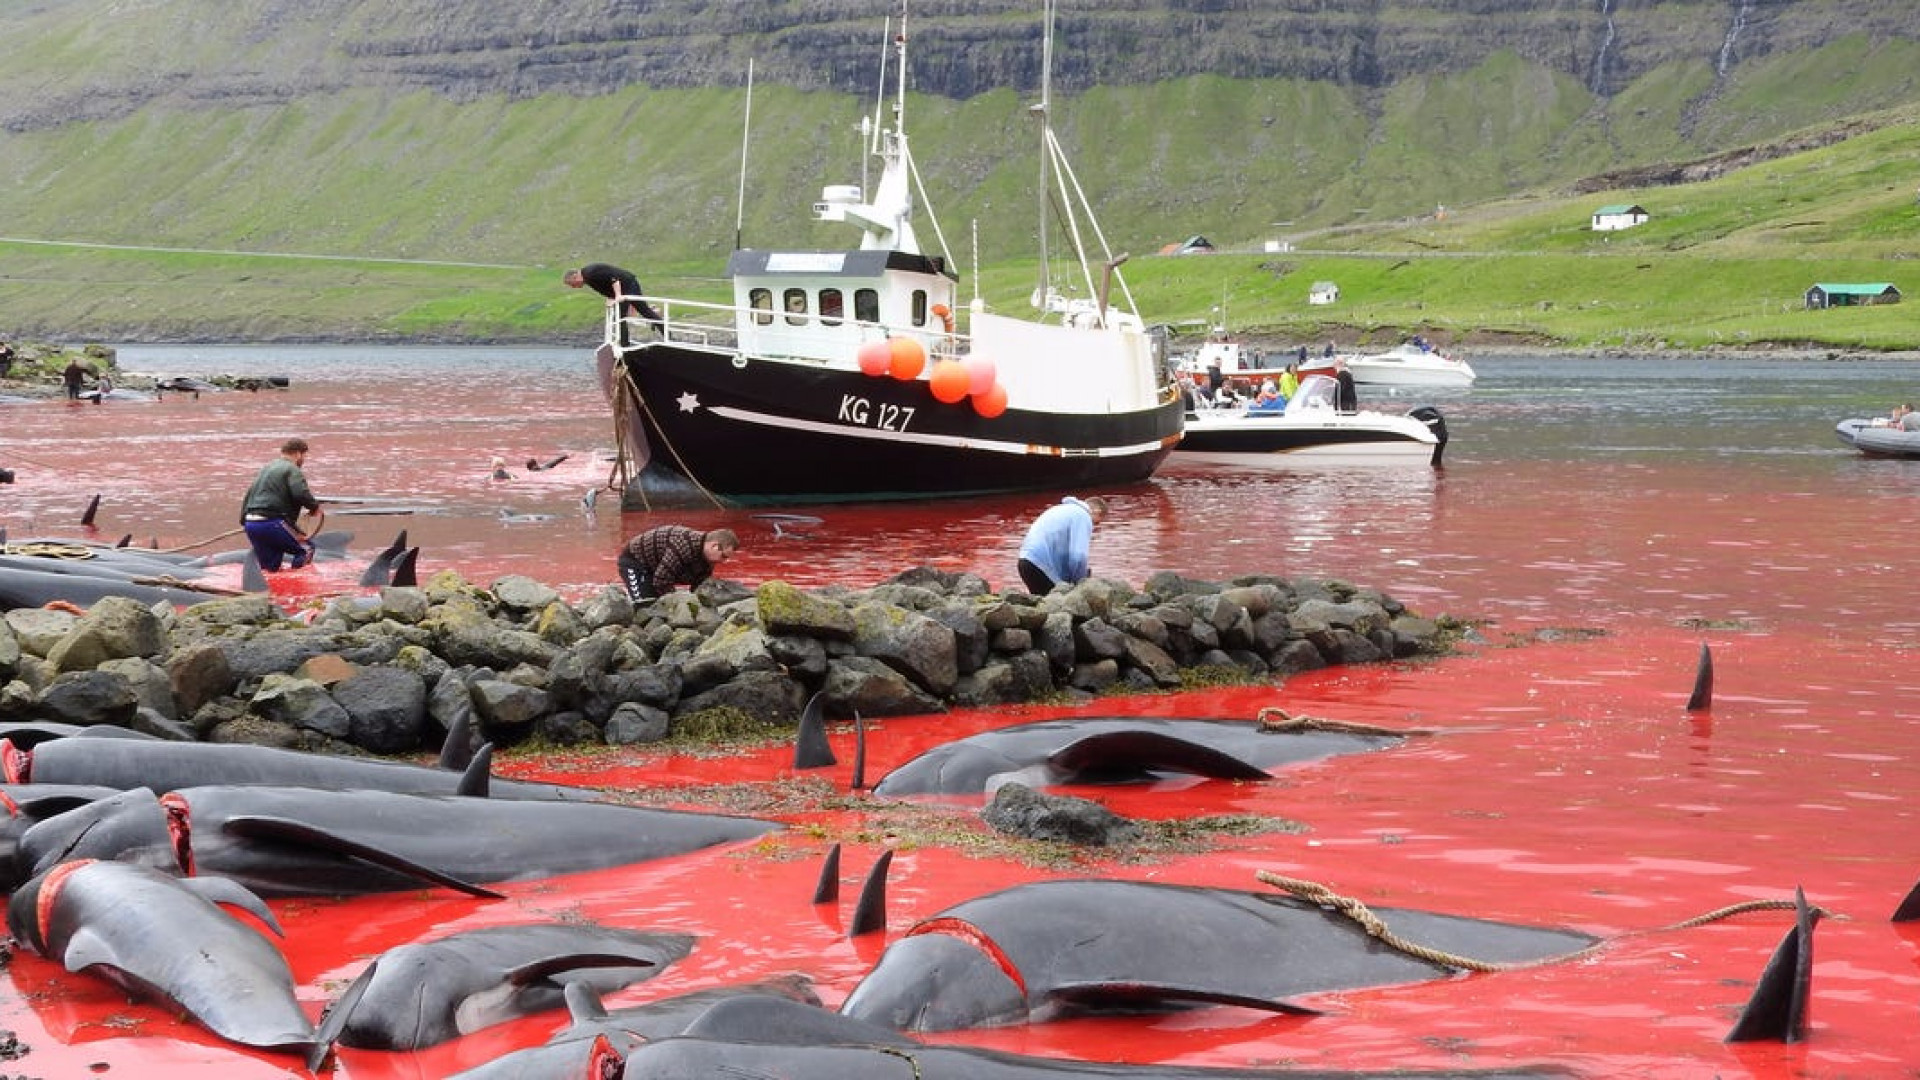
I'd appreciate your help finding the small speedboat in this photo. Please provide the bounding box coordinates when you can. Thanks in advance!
[1176,375,1448,466]
[1836,417,1920,458]
[1299,341,1477,388]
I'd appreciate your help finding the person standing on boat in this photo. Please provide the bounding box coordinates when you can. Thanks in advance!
[564,263,664,347]
[1016,496,1106,595]
[617,524,739,604]
[240,437,323,572]
[1333,358,1359,415]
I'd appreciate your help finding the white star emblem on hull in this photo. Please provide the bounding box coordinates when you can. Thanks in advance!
[677,392,702,413]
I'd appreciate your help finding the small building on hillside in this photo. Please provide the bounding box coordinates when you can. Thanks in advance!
[1158,235,1217,256]
[1590,204,1649,231]
[1308,281,1340,306]
[1805,282,1902,309]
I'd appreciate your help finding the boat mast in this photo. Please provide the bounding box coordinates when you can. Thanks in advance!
[735,58,754,251]
[813,4,919,254]
[1033,0,1055,310]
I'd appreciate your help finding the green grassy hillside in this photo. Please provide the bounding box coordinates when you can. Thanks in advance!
[1,32,1917,349]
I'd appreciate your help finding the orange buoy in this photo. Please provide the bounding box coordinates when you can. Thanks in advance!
[928,359,970,403]
[972,380,1008,418]
[888,337,927,380]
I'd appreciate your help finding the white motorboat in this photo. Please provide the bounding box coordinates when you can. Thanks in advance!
[1175,374,1448,466]
[1300,341,1477,388]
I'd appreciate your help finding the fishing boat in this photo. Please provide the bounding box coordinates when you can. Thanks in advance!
[599,3,1183,508]
[1175,374,1448,466]
[1299,340,1477,388]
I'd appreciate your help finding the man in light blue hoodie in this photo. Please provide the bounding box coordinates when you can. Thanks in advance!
[1016,495,1107,595]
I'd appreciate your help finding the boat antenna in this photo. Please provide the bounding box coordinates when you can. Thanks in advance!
[735,58,754,251]
[970,218,980,306]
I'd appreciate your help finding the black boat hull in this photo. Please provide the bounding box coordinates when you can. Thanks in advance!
[618,344,1184,507]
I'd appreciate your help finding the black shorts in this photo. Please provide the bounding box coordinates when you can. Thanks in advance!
[617,549,657,603]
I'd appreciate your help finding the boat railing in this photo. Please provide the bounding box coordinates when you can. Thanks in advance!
[604,296,971,366]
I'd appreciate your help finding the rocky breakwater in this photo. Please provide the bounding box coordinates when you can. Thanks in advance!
[0,567,1455,756]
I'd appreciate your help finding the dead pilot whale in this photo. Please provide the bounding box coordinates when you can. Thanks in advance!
[600,996,1575,1080]
[870,715,1403,797]
[7,780,781,897]
[2,732,592,801]
[838,878,1596,1032]
[441,976,826,1079]
[310,923,694,1060]
[6,859,317,1055]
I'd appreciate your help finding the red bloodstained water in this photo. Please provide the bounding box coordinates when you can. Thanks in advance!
[2,350,1919,1078]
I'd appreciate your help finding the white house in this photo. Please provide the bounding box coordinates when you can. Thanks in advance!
[1308,281,1340,306]
[1591,204,1649,231]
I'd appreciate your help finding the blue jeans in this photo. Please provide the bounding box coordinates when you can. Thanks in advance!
[243,519,314,571]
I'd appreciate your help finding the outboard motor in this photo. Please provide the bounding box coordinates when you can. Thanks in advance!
[1409,406,1448,467]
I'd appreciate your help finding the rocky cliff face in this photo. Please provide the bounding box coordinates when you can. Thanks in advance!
[3,0,1912,132]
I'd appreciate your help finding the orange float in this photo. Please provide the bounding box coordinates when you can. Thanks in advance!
[928,360,970,403]
[972,381,1008,418]
[888,337,927,380]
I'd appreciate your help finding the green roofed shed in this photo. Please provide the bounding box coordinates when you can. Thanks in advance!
[1805,283,1901,309]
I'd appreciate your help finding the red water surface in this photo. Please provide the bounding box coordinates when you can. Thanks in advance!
[3,354,1919,1078]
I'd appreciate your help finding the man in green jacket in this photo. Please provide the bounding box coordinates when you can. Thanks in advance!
[240,437,323,571]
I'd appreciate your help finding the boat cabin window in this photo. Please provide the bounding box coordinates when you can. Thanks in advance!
[749,288,774,326]
[911,290,928,327]
[854,289,879,323]
[820,288,844,326]
[783,288,808,326]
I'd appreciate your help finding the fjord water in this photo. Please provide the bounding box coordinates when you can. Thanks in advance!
[2,345,1919,1078]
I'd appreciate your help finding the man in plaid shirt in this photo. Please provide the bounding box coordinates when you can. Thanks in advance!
[618,525,739,603]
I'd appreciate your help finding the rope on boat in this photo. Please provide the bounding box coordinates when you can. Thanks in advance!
[619,366,726,511]
[1254,706,1434,737]
[1254,871,1843,975]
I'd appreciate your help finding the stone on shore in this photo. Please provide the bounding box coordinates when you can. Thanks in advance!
[0,566,1459,758]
